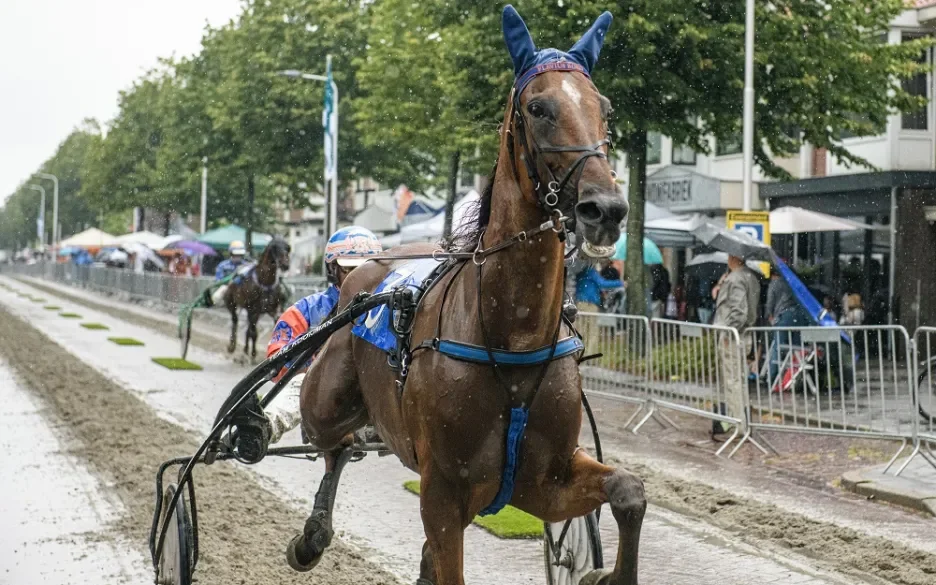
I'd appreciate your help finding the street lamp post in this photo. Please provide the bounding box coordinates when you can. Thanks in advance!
[277,58,339,241]
[36,173,58,248]
[741,0,755,212]
[201,157,208,234]
[28,184,46,250]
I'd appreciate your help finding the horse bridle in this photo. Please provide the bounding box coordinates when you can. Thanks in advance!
[508,72,612,230]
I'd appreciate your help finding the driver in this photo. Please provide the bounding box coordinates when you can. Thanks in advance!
[234,226,382,462]
[211,241,248,305]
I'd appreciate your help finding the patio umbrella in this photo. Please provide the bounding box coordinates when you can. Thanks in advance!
[612,233,664,264]
[687,252,762,273]
[167,240,218,256]
[769,206,873,267]
[691,222,772,262]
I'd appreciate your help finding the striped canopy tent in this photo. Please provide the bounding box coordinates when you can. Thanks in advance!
[197,224,272,253]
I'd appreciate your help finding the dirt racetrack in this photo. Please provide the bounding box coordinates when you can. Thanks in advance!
[0,303,399,585]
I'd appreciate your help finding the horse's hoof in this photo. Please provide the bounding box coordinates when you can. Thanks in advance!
[579,568,613,585]
[285,534,323,572]
[227,344,236,354]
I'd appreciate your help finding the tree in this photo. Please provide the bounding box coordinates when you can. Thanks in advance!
[354,0,512,231]
[0,121,103,250]
[523,0,929,315]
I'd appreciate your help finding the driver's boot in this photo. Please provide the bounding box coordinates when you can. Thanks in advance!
[231,394,272,463]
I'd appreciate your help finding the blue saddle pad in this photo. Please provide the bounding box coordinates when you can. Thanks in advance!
[351,258,443,352]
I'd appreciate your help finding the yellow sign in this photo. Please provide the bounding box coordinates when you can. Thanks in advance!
[726,210,771,277]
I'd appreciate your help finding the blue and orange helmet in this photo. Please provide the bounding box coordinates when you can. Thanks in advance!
[324,226,382,267]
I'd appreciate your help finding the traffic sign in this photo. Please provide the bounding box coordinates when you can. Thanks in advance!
[727,210,770,277]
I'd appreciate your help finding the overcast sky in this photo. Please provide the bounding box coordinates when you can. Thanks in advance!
[0,0,242,201]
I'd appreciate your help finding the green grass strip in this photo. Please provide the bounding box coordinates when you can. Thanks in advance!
[402,480,542,539]
[80,322,110,330]
[108,337,145,346]
[44,305,62,311]
[30,298,47,303]
[59,312,82,318]
[152,357,203,371]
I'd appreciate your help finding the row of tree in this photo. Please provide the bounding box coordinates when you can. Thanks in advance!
[1,0,928,311]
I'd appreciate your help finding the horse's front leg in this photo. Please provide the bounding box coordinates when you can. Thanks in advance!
[419,465,473,585]
[515,449,646,585]
[227,302,238,354]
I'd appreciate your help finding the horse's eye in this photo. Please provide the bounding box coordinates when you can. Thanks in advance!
[527,102,547,119]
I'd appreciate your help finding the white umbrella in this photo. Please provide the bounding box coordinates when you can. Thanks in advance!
[688,251,762,272]
[115,230,165,249]
[769,207,870,234]
[119,242,166,270]
[769,206,873,266]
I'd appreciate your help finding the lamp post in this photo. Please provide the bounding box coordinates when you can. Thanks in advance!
[277,57,339,242]
[741,0,755,212]
[201,157,208,234]
[28,184,46,251]
[36,173,58,248]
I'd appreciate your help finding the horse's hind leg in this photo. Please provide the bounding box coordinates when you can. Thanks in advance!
[247,311,260,360]
[516,449,646,585]
[286,445,353,572]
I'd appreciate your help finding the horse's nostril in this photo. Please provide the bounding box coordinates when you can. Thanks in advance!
[575,200,603,225]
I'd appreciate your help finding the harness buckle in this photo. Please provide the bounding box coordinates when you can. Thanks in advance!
[544,191,559,208]
[517,231,528,242]
[472,249,487,266]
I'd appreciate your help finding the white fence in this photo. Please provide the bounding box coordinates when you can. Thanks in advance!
[0,262,326,306]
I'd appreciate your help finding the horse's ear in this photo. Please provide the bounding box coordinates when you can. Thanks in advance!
[567,11,613,74]
[502,5,536,77]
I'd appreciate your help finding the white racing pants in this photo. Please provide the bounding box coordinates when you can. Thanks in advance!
[264,375,304,443]
[211,284,229,306]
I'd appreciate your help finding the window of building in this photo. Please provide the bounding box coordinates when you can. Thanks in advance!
[902,34,930,130]
[716,132,742,156]
[672,143,696,165]
[646,132,662,165]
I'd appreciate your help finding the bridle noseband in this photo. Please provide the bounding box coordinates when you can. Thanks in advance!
[508,62,611,225]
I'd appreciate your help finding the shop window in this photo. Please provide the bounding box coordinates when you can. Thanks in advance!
[646,132,662,165]
[672,143,696,165]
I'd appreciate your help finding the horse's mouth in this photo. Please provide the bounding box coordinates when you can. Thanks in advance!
[581,241,615,258]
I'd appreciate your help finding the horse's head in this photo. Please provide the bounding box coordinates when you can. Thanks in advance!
[267,236,291,272]
[503,6,627,258]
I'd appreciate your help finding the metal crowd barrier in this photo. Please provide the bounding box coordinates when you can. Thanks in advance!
[0,262,326,307]
[910,327,936,474]
[747,324,919,472]
[577,312,655,428]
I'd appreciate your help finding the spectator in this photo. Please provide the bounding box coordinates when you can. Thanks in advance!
[822,295,837,322]
[575,264,623,353]
[712,255,758,434]
[840,294,865,326]
[765,270,809,389]
[649,264,671,319]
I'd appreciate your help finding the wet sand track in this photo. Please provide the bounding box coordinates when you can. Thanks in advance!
[0,302,400,585]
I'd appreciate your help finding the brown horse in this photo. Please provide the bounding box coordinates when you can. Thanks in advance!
[289,8,644,585]
[223,236,290,358]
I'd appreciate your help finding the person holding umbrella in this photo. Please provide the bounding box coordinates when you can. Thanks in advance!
[712,254,760,434]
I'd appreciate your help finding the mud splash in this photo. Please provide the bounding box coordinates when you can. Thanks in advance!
[0,303,399,585]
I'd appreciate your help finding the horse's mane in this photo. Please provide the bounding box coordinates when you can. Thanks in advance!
[442,165,495,252]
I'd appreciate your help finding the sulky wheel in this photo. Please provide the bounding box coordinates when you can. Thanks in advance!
[179,314,193,360]
[156,484,193,585]
[544,512,603,585]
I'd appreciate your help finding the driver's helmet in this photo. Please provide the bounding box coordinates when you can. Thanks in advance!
[229,241,247,256]
[324,226,382,268]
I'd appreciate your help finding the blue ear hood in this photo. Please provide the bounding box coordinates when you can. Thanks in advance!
[502,5,612,90]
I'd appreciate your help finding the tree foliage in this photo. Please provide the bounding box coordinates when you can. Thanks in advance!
[2,0,930,281]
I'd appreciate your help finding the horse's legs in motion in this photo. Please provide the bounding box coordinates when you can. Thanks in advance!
[286,327,368,572]
[518,450,646,585]
[286,445,353,571]
[418,540,436,585]
[226,300,238,354]
[419,466,473,585]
